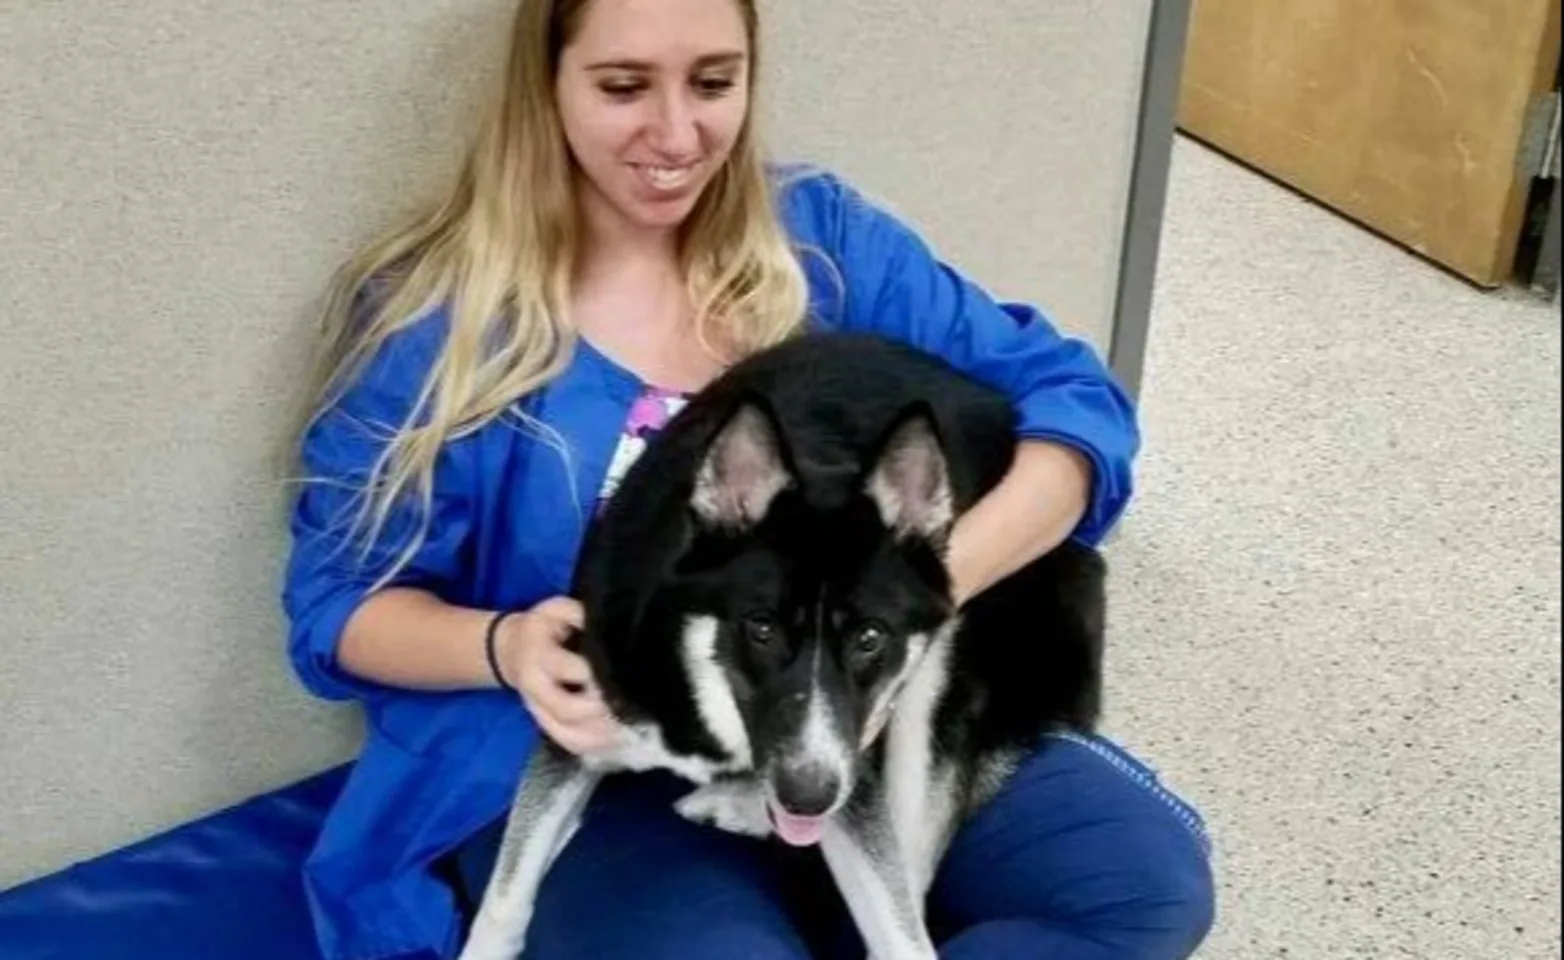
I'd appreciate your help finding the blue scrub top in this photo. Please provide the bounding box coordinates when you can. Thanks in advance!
[281,166,1140,960]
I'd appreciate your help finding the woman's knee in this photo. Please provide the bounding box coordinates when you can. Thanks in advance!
[932,732,1216,955]
[1066,734,1215,946]
[1111,831,1216,954]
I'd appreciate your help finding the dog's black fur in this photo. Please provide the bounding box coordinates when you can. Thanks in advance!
[460,331,1107,960]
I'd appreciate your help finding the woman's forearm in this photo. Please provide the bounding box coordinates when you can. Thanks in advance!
[943,439,1093,607]
[337,587,503,691]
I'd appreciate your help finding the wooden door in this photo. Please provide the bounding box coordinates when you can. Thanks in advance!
[1177,0,1561,287]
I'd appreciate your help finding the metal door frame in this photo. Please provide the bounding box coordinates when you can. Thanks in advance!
[1109,0,1194,402]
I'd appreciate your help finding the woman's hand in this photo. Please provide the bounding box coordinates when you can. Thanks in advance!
[495,597,623,757]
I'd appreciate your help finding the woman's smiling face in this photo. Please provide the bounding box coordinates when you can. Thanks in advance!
[554,0,753,236]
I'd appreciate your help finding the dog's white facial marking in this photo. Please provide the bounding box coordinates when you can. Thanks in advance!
[801,642,855,790]
[586,619,759,786]
[884,620,957,898]
[771,641,856,817]
[681,615,753,769]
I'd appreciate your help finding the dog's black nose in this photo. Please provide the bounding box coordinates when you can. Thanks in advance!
[773,763,842,817]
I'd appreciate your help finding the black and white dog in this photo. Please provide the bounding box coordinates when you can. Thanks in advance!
[459,333,1106,960]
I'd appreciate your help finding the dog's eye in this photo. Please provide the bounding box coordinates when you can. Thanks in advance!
[852,623,889,656]
[742,614,781,647]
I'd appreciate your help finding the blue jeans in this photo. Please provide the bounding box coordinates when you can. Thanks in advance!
[450,733,1215,959]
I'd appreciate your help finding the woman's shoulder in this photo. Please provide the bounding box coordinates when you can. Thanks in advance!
[770,163,875,240]
[768,161,926,271]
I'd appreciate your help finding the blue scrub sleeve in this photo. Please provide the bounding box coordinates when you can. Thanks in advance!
[280,310,476,701]
[826,180,1140,546]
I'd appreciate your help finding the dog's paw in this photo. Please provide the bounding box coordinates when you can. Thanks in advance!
[675,782,772,838]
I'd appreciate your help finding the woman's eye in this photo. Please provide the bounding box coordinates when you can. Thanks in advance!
[598,78,644,98]
[597,75,734,100]
[694,76,737,97]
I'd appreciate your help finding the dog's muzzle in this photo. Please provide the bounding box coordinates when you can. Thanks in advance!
[767,761,843,846]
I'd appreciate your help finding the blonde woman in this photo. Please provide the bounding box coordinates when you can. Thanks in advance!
[282,0,1213,957]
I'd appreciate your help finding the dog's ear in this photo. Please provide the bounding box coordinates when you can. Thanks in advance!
[864,405,954,541]
[691,396,795,531]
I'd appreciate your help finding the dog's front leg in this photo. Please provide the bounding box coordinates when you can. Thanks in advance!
[819,790,938,960]
[459,742,603,960]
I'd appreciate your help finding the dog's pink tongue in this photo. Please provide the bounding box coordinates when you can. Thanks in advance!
[771,809,826,847]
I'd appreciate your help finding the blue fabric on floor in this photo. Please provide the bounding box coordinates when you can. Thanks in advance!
[0,764,351,960]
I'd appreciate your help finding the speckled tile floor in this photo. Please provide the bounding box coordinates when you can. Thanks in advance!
[1099,137,1562,958]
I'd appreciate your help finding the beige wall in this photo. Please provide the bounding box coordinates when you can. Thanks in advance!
[0,0,1150,888]
[762,0,1151,339]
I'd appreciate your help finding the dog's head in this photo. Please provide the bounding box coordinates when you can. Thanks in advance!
[671,395,961,846]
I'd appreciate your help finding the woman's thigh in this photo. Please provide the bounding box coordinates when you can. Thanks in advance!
[450,771,817,960]
[924,732,1216,959]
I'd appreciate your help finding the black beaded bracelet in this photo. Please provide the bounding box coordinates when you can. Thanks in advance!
[485,610,519,693]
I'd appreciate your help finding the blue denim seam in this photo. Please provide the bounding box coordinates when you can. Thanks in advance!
[1045,731,1213,858]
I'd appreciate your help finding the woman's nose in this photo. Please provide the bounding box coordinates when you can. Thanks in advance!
[646,91,700,157]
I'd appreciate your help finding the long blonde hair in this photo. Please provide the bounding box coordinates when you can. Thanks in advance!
[295,0,810,584]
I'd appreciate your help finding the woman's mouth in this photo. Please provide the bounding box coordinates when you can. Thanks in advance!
[632,162,700,194]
